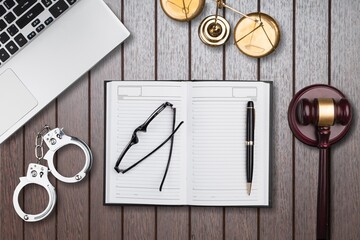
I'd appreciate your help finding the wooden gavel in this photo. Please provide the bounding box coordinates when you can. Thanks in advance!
[295,98,351,240]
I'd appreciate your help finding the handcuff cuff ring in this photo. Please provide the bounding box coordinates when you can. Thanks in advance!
[13,163,56,222]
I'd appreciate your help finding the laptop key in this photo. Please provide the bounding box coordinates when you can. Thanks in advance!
[14,33,27,47]
[0,6,6,17]
[32,18,40,27]
[44,16,53,25]
[7,24,19,36]
[4,12,16,24]
[0,48,10,62]
[41,0,52,7]
[4,0,15,9]
[27,31,36,40]
[5,40,18,54]
[13,0,37,16]
[36,24,44,33]
[49,0,68,18]
[66,0,76,5]
[16,3,44,29]
[0,20,7,31]
[0,32,10,44]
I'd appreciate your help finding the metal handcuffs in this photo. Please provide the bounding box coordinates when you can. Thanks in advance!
[13,127,93,222]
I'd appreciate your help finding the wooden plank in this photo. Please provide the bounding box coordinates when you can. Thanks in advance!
[225,208,257,240]
[330,0,360,239]
[56,77,90,240]
[258,0,293,239]
[156,3,190,240]
[294,0,329,239]
[123,0,155,80]
[23,104,57,240]
[190,2,224,239]
[223,1,258,239]
[122,1,156,239]
[89,1,123,237]
[191,1,223,80]
[225,0,258,80]
[123,206,156,240]
[157,207,189,240]
[157,5,189,80]
[0,131,24,240]
[191,207,223,240]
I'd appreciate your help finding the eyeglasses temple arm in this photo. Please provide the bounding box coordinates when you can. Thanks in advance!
[121,121,184,175]
[114,140,133,173]
[159,108,176,191]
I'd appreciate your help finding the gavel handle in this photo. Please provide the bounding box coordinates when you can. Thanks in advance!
[317,147,331,240]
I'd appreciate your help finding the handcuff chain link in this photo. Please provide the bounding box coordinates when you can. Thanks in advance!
[35,125,51,162]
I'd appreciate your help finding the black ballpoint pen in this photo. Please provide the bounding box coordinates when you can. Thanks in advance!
[246,101,255,195]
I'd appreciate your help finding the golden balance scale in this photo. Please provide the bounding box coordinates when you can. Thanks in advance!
[160,0,281,58]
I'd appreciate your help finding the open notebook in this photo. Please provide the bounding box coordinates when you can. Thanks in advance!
[105,81,272,206]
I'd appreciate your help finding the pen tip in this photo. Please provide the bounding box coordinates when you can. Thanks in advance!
[247,183,252,195]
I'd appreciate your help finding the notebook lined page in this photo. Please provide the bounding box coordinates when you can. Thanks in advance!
[187,82,270,206]
[105,82,188,205]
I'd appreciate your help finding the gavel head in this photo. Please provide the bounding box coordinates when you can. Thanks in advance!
[296,98,351,127]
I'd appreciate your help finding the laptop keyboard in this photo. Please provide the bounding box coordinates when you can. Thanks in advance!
[0,0,78,66]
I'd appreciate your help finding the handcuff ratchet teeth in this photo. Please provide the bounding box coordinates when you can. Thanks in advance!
[13,126,93,222]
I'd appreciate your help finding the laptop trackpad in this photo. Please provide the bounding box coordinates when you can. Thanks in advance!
[0,69,38,136]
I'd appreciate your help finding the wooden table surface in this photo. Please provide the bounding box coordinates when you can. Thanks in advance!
[1,0,359,239]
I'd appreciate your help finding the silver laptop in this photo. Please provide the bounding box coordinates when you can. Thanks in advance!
[0,0,130,144]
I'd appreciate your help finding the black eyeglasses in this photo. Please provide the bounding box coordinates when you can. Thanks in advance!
[114,102,184,191]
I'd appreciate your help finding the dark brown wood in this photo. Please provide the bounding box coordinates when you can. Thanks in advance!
[225,208,257,240]
[56,77,90,240]
[123,206,156,240]
[90,46,123,240]
[191,207,223,240]
[0,131,24,240]
[24,103,57,240]
[157,206,189,240]
[89,2,123,240]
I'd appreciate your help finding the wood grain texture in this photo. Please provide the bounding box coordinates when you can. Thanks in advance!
[157,3,189,80]
[0,130,24,240]
[56,77,90,240]
[225,208,257,240]
[294,0,329,239]
[331,0,360,239]
[157,206,189,240]
[123,0,155,80]
[89,0,123,239]
[191,3,223,80]
[191,207,223,240]
[23,104,56,240]
[258,0,293,239]
[225,0,258,80]
[123,206,156,240]
[90,45,123,240]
